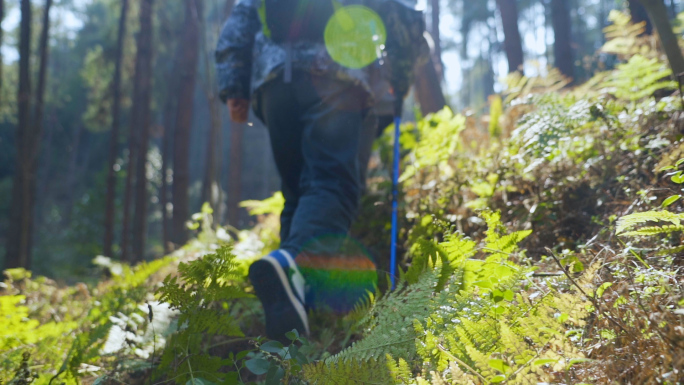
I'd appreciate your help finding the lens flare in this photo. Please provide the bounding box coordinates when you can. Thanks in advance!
[324,5,386,69]
[295,234,377,313]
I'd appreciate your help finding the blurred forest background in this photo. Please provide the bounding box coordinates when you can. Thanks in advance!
[0,0,680,280]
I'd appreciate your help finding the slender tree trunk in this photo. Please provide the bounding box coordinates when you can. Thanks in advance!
[227,122,243,227]
[0,0,4,106]
[161,107,174,254]
[639,0,684,77]
[103,0,129,259]
[496,0,524,74]
[160,44,183,253]
[172,0,201,245]
[630,0,653,35]
[198,0,223,225]
[27,0,53,256]
[121,120,137,261]
[131,0,155,262]
[213,0,236,226]
[201,102,221,221]
[550,0,574,81]
[34,0,52,142]
[429,0,443,79]
[64,124,83,225]
[121,5,144,262]
[6,0,33,269]
[414,56,447,115]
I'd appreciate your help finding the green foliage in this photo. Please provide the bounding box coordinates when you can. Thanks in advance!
[0,257,173,384]
[601,10,652,58]
[81,45,115,132]
[302,357,393,384]
[306,212,591,384]
[155,246,248,384]
[398,107,465,182]
[616,210,684,236]
[488,95,503,139]
[510,94,594,162]
[240,191,285,216]
[600,55,677,102]
[243,330,312,385]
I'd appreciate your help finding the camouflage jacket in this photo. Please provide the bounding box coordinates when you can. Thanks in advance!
[215,0,427,114]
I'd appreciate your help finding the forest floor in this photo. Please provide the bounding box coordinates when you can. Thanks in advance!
[3,30,684,385]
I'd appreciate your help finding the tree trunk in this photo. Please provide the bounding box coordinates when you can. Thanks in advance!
[0,0,4,106]
[639,0,684,77]
[496,0,524,74]
[201,101,222,223]
[64,124,83,225]
[161,104,174,254]
[429,0,443,79]
[198,0,223,225]
[34,0,52,146]
[212,0,236,226]
[121,119,137,262]
[629,0,653,35]
[27,0,53,251]
[413,56,447,115]
[131,0,155,262]
[227,122,243,227]
[6,0,33,269]
[103,0,129,259]
[172,0,201,245]
[160,52,182,255]
[550,0,574,81]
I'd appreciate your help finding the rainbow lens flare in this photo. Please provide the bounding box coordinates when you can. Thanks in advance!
[295,234,377,313]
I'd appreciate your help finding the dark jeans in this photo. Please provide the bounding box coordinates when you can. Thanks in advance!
[255,71,377,257]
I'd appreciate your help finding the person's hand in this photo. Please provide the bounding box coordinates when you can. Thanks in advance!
[227,99,249,123]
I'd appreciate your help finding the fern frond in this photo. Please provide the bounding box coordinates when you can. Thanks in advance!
[155,246,245,383]
[302,357,393,384]
[620,225,684,237]
[656,244,684,256]
[600,55,676,101]
[616,210,684,235]
[386,354,414,384]
[331,270,439,363]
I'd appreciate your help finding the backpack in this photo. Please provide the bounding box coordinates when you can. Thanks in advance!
[259,0,335,44]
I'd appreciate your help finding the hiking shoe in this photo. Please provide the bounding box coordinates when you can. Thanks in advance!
[248,249,309,340]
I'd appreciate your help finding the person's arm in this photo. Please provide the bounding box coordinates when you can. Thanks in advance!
[379,1,428,114]
[215,0,261,122]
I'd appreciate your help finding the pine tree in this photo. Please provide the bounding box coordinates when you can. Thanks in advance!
[103,0,130,259]
[6,0,35,269]
[172,0,201,244]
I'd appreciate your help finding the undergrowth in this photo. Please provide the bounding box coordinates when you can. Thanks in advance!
[2,10,683,385]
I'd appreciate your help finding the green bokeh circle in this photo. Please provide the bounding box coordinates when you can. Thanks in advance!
[324,5,387,69]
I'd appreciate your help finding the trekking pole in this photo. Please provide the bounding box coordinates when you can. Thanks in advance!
[390,102,402,290]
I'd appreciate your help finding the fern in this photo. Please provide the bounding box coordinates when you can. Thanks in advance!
[304,212,594,385]
[329,270,439,363]
[400,107,465,182]
[155,246,247,384]
[49,256,174,382]
[502,67,571,103]
[302,357,393,384]
[600,55,677,102]
[616,210,684,235]
[601,10,652,58]
[240,191,285,216]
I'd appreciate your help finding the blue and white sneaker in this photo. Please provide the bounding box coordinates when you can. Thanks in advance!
[248,249,309,340]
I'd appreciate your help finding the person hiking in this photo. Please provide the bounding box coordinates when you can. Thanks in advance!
[215,0,427,340]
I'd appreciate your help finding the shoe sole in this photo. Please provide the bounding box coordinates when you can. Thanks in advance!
[249,256,310,340]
